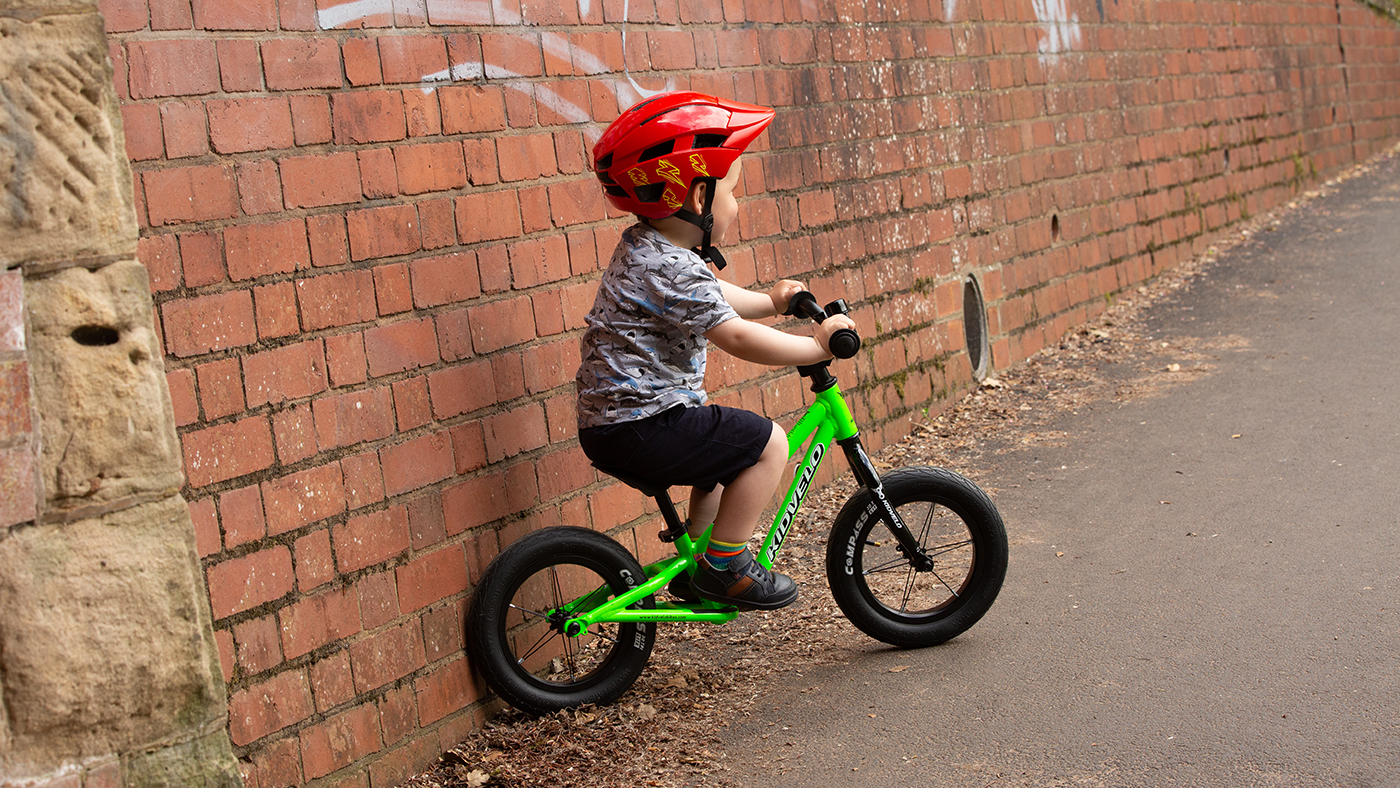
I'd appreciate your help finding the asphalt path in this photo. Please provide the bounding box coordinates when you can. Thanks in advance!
[714,151,1400,787]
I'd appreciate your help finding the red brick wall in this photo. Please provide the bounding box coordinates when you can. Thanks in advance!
[95,0,1400,785]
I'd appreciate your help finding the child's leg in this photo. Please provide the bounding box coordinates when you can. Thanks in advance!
[708,423,787,545]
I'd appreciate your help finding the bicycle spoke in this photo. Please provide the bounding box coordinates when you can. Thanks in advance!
[508,603,551,621]
[899,564,918,612]
[863,555,914,575]
[515,627,559,667]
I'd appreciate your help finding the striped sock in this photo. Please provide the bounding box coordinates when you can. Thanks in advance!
[704,538,747,570]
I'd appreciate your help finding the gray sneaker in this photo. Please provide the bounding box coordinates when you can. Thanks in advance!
[689,549,798,610]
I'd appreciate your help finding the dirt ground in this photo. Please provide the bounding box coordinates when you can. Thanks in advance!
[400,155,1390,788]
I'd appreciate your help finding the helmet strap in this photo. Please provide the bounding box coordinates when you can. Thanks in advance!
[672,177,726,270]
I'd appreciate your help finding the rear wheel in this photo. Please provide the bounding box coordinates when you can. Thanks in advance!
[825,467,1007,648]
[467,527,656,715]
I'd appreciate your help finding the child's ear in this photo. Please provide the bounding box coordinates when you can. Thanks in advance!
[684,179,708,212]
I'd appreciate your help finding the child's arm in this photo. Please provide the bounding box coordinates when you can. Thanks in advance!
[718,279,805,320]
[705,312,856,367]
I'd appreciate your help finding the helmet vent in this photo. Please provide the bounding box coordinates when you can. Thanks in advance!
[597,170,617,185]
[603,185,629,198]
[640,140,675,161]
[596,152,614,170]
[634,183,666,203]
[693,133,729,148]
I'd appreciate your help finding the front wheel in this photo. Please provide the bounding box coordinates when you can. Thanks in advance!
[466,526,656,715]
[826,467,1008,648]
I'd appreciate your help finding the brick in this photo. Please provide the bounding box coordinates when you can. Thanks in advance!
[193,0,276,29]
[159,100,208,159]
[309,650,354,712]
[409,251,480,308]
[312,386,395,450]
[441,474,508,533]
[373,262,412,315]
[206,544,293,619]
[364,317,439,378]
[449,421,486,475]
[462,138,498,185]
[420,197,456,250]
[290,94,334,145]
[426,360,493,420]
[333,506,410,573]
[137,233,179,292]
[297,270,377,331]
[333,91,405,144]
[208,98,294,153]
[378,686,417,747]
[496,133,556,182]
[394,141,467,195]
[0,446,35,529]
[234,614,283,676]
[455,191,521,243]
[163,290,256,358]
[183,415,274,488]
[432,307,472,362]
[144,165,238,225]
[243,339,326,407]
[346,204,421,261]
[261,462,347,536]
[274,403,316,465]
[357,147,398,199]
[325,332,368,387]
[396,545,467,613]
[254,281,300,340]
[294,528,334,592]
[357,570,399,630]
[281,152,362,208]
[404,87,442,137]
[149,0,192,29]
[166,368,199,428]
[217,39,262,92]
[426,0,489,23]
[548,178,606,226]
[414,658,479,725]
[221,484,266,550]
[392,375,430,431]
[280,586,362,660]
[484,403,547,463]
[300,704,381,780]
[378,34,448,84]
[225,219,310,281]
[237,160,283,215]
[195,357,244,420]
[349,620,426,693]
[100,0,148,32]
[263,38,343,90]
[342,450,385,511]
[343,36,383,85]
[439,85,507,134]
[482,33,543,78]
[177,231,223,287]
[406,491,446,551]
[186,496,219,557]
[227,669,313,746]
[122,104,163,161]
[379,431,453,497]
[248,736,302,788]
[468,295,535,353]
[509,235,570,288]
[127,40,219,99]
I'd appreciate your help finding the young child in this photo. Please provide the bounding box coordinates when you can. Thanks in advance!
[576,91,856,610]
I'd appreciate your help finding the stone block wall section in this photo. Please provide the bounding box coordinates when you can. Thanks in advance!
[87,0,1399,786]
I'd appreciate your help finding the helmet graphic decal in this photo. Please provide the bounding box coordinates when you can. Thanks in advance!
[655,160,686,190]
[689,153,710,177]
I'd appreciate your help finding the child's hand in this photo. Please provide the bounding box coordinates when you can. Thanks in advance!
[814,314,857,357]
[768,280,806,316]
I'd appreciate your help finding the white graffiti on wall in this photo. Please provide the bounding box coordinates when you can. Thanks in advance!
[1032,0,1082,65]
[317,0,672,122]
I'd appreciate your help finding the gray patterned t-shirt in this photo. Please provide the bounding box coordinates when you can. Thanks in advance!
[576,224,738,428]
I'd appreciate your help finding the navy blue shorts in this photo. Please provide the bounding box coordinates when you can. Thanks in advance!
[578,405,775,491]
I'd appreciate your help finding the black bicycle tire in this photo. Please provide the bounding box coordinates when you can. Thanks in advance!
[466,526,656,715]
[825,466,1008,648]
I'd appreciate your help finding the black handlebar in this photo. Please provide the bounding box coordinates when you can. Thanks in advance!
[785,291,862,359]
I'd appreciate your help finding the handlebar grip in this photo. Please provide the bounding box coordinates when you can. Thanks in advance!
[828,328,861,359]
[785,290,824,321]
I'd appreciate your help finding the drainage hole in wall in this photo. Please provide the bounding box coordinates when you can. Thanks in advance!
[72,326,120,346]
[1051,214,1060,243]
[963,275,991,381]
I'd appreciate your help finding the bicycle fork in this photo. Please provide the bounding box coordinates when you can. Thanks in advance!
[839,436,936,572]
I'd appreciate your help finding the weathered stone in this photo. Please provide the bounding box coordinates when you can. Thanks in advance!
[0,497,228,775]
[0,11,137,266]
[123,729,242,788]
[0,0,98,20]
[24,261,182,512]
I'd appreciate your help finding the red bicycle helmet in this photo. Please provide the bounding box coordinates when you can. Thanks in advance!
[593,91,775,221]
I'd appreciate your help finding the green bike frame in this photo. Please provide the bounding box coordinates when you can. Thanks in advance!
[559,368,885,636]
